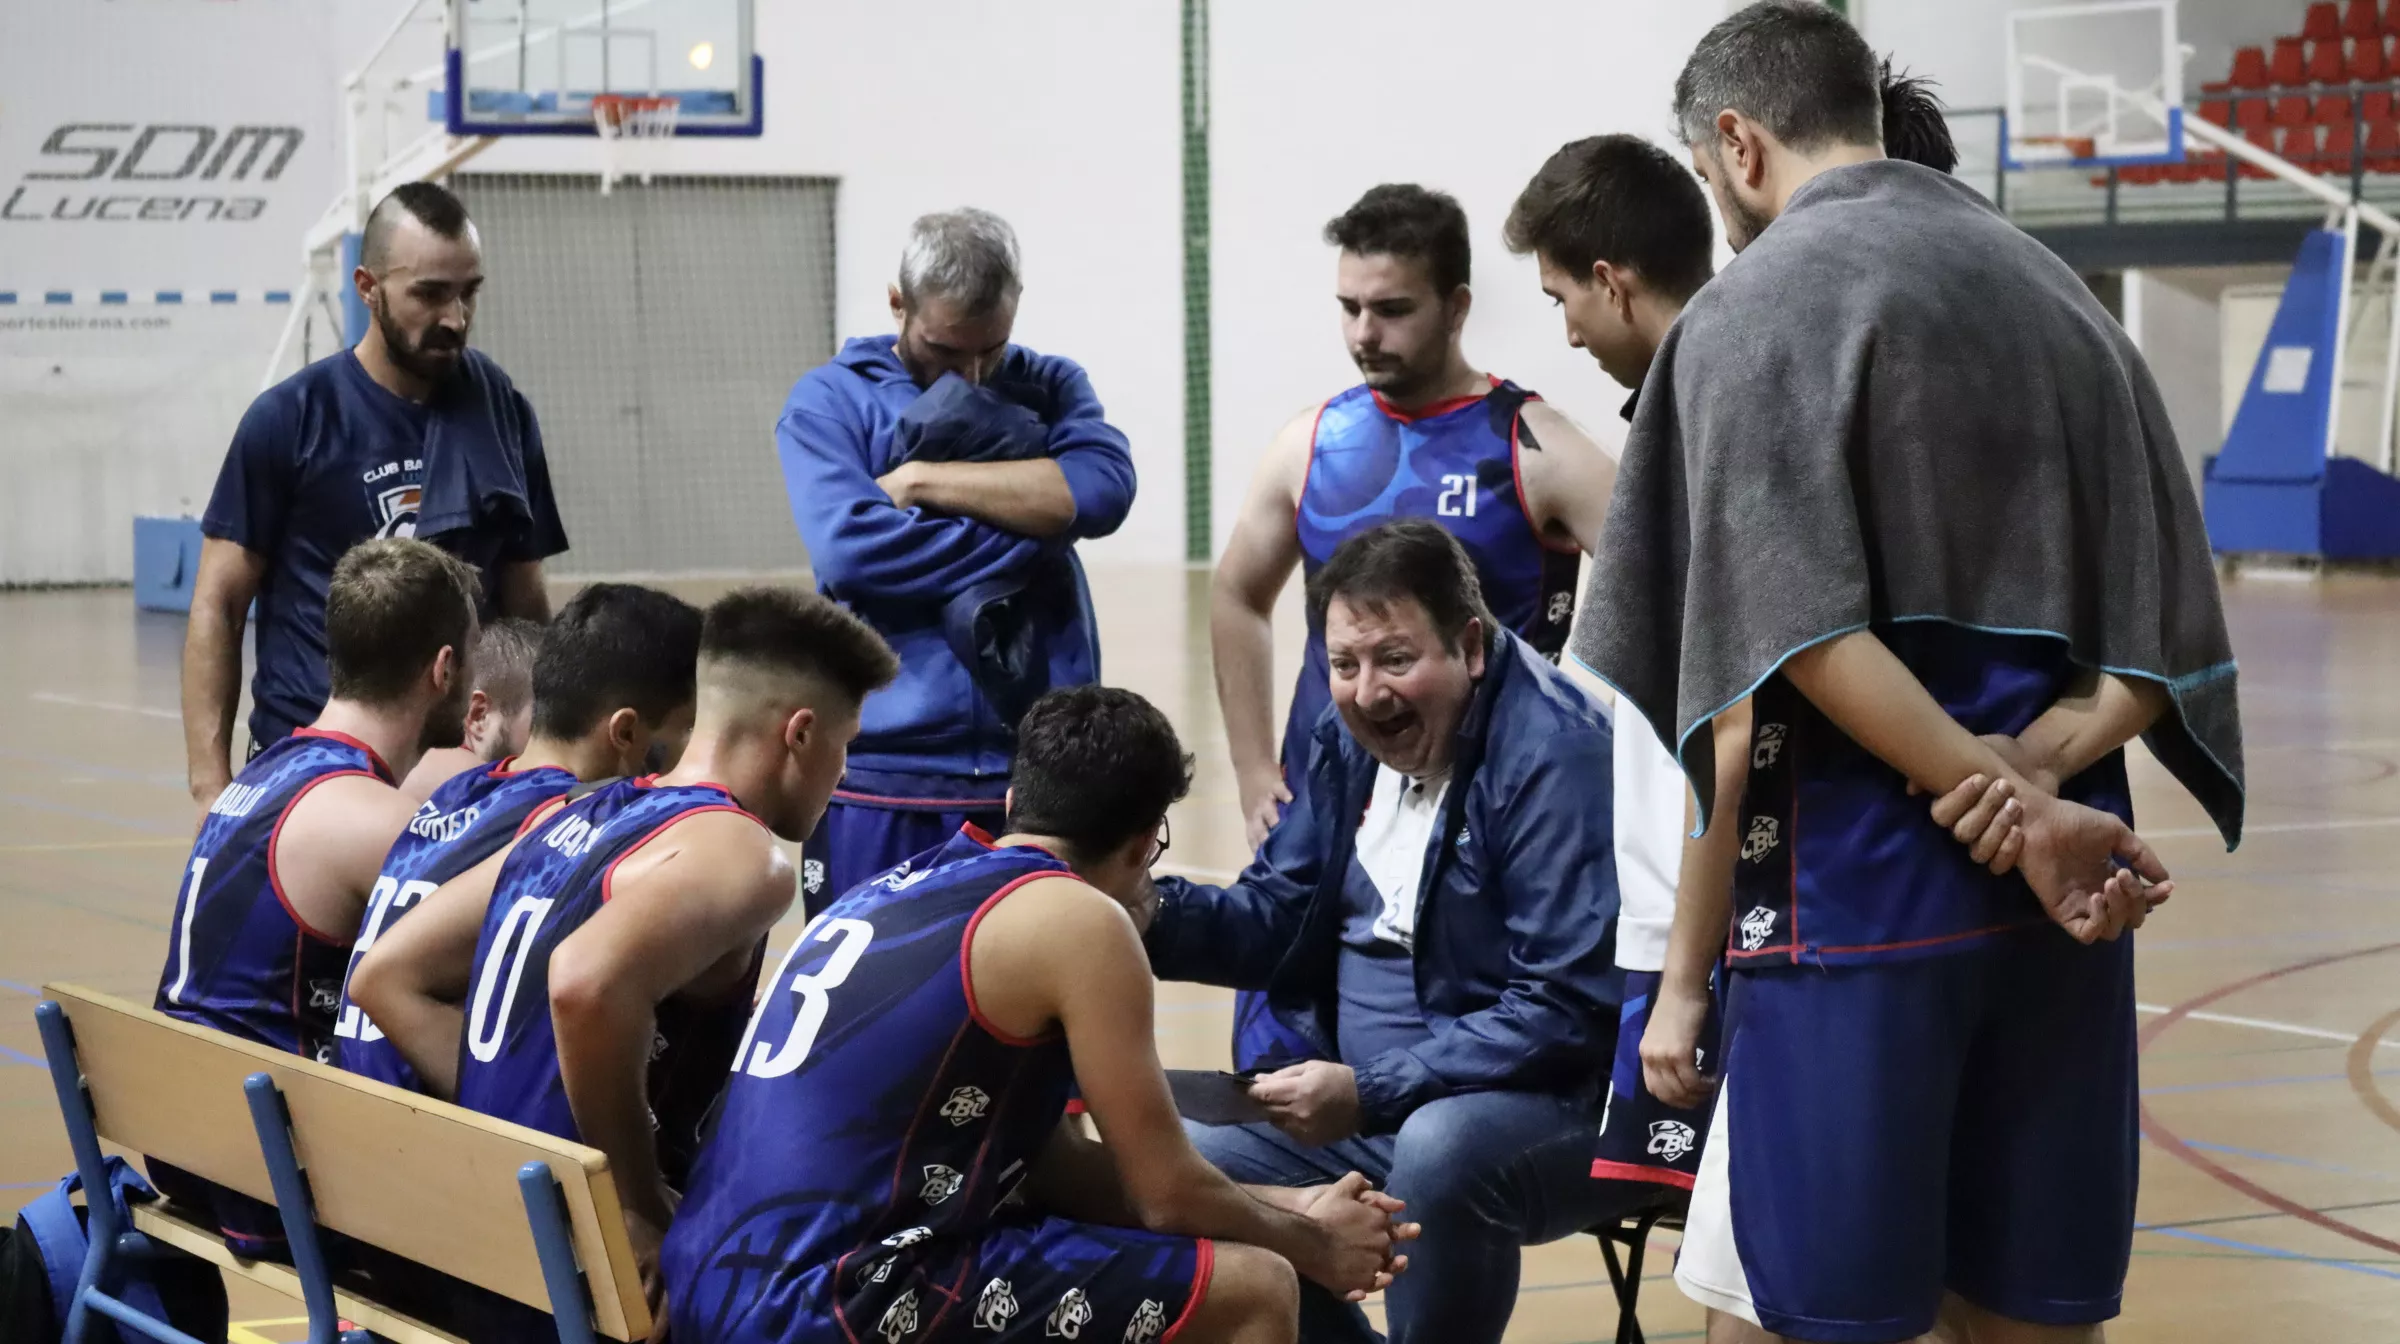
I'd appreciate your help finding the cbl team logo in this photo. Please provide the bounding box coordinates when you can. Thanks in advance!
[920,1164,965,1205]
[877,1289,920,1343]
[1123,1299,1168,1344]
[1045,1288,1094,1338]
[803,859,826,896]
[974,1277,1019,1331]
[1740,816,1780,863]
[1738,906,1778,951]
[1647,1119,1698,1163]
[941,1086,991,1127]
[1547,590,1574,625]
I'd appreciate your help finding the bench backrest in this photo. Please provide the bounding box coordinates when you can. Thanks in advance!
[43,983,650,1342]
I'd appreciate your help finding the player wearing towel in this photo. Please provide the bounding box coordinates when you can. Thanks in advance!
[1575,5,2243,1342]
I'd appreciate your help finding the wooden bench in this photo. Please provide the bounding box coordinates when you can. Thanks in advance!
[32,983,651,1344]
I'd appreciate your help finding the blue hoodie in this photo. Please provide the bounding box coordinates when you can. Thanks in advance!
[775,335,1137,785]
[1146,629,1623,1133]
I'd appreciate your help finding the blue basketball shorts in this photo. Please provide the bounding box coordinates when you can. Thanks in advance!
[1674,927,2138,1343]
[801,795,1005,917]
[1591,970,1720,1192]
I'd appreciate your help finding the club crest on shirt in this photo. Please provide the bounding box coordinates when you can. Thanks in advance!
[1045,1288,1093,1338]
[1738,906,1778,951]
[803,859,827,896]
[940,1086,991,1127]
[920,1164,965,1205]
[1752,722,1787,770]
[1546,590,1574,625]
[1123,1298,1169,1344]
[1741,816,1780,863]
[974,1277,1018,1331]
[1647,1119,1698,1163]
[877,1289,920,1342]
[369,479,422,540]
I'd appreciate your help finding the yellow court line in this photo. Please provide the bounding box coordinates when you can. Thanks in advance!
[0,839,188,854]
[228,1319,309,1344]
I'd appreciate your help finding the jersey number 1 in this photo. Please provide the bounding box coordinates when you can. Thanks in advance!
[738,917,876,1079]
[1436,473,1479,518]
[164,858,208,1006]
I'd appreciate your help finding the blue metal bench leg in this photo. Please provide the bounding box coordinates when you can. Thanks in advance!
[518,1162,599,1344]
[243,1073,369,1344]
[36,1001,217,1344]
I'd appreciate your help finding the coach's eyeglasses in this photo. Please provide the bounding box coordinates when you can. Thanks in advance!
[1147,816,1172,867]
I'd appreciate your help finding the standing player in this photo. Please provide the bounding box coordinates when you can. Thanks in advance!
[1211,183,1616,1071]
[1577,5,2239,1342]
[335,583,704,1093]
[184,182,566,812]
[151,537,481,1252]
[351,587,899,1309]
[398,616,542,802]
[1498,74,1965,1200]
[662,687,1412,1344]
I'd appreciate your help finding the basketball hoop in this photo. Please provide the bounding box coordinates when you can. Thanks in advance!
[591,94,679,195]
[2020,133,2100,163]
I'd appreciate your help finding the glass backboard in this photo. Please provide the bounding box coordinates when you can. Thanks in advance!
[444,0,758,135]
[2004,0,2184,168]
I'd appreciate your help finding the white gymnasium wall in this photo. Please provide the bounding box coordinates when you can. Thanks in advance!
[0,0,357,584]
[3,0,1720,581]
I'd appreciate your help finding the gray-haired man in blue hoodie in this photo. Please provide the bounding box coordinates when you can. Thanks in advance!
[776,208,1137,912]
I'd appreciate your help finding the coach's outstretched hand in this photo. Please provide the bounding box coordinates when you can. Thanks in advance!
[1297,1172,1418,1301]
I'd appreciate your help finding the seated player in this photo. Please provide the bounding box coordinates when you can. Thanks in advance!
[334,583,705,1093]
[1150,520,1623,1344]
[350,587,900,1311]
[151,537,482,1253]
[397,616,542,803]
[662,686,1414,1344]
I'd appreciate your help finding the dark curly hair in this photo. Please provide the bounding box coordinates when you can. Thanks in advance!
[1006,686,1194,858]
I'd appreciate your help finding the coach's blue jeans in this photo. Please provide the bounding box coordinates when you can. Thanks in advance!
[1188,1090,1639,1344]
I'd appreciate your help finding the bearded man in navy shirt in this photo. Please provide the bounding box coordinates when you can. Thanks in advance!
[183,182,568,813]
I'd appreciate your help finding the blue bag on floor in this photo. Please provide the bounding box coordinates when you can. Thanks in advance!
[2,1158,228,1344]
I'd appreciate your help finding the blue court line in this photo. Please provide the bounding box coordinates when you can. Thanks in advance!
[0,1043,39,1067]
[2179,1139,2400,1183]
[2,1181,53,1190]
[2144,1066,2400,1096]
[0,791,187,837]
[2135,1224,2400,1280]
[0,980,39,996]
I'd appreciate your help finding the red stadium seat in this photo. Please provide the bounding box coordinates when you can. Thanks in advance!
[2308,38,2348,84]
[2178,150,2229,184]
[2322,120,2360,172]
[2270,37,2307,86]
[2369,118,2400,170]
[2351,34,2390,80]
[2369,90,2397,122]
[2280,125,2323,164]
[2319,95,2356,124]
[2349,0,2384,38]
[2274,95,2314,127]
[2198,98,2232,128]
[2305,2,2343,41]
[2235,96,2274,130]
[2240,126,2279,179]
[2386,0,2400,34]
[2226,45,2270,89]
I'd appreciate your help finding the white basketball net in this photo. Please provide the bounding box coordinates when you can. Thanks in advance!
[592,95,680,195]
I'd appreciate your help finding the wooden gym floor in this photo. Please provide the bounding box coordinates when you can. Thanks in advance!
[3,567,2398,1342]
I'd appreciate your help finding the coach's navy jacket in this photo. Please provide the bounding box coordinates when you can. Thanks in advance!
[776,335,1136,780]
[1148,628,1623,1134]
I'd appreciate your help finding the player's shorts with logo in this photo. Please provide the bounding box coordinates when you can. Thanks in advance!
[1676,631,2141,1343]
[1591,969,1718,1192]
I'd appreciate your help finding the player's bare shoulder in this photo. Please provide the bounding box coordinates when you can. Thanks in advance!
[1516,399,1611,462]
[620,806,795,914]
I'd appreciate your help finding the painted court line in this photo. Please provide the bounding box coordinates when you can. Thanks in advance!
[2144,1066,2400,1097]
[2135,1224,2400,1281]
[0,1043,39,1067]
[2148,815,2400,839]
[28,691,180,722]
[2133,1003,2400,1048]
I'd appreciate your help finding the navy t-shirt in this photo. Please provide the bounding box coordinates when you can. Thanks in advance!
[202,348,568,746]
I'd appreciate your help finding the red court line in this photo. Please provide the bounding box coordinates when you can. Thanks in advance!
[2139,940,2400,1257]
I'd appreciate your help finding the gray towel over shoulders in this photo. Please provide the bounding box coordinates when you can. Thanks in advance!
[1572,159,2243,848]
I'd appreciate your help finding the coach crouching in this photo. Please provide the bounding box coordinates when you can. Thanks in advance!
[1145,519,1625,1344]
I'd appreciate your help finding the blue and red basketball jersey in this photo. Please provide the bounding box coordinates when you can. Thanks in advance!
[333,757,580,1092]
[155,728,394,1063]
[1729,622,2137,966]
[661,827,1083,1344]
[1285,378,1581,762]
[450,776,758,1147]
